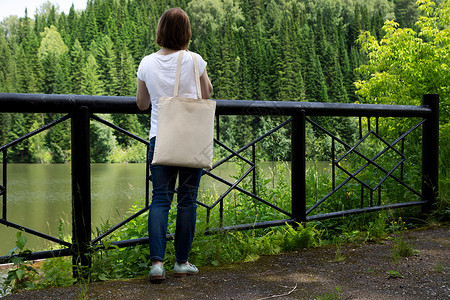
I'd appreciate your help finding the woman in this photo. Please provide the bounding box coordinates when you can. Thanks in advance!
[136,8,213,283]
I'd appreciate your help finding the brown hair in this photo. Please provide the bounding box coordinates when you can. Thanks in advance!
[156,8,192,50]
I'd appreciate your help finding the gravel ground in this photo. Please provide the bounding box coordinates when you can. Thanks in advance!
[2,225,449,300]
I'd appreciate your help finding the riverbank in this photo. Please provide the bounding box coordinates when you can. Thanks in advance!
[2,225,448,299]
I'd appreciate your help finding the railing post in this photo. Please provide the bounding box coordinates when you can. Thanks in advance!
[1,151,6,220]
[291,110,306,222]
[422,94,439,213]
[71,106,91,278]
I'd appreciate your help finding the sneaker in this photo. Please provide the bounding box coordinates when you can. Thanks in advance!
[149,264,165,283]
[173,262,198,278]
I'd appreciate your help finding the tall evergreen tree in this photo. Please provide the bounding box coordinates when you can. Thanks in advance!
[38,25,68,94]
[300,25,328,103]
[54,53,71,94]
[97,35,119,95]
[322,45,348,103]
[0,32,14,92]
[80,54,103,95]
[394,0,418,28]
[118,50,136,96]
[66,4,78,46]
[70,39,85,95]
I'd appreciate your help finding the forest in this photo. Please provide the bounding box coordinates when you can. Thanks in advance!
[0,0,445,163]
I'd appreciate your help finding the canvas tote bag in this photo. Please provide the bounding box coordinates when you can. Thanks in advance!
[152,51,216,169]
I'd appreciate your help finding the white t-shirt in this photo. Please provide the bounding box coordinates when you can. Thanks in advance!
[137,50,207,139]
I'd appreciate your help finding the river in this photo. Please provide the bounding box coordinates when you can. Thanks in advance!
[0,162,299,256]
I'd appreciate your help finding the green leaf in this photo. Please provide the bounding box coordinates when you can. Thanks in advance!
[98,273,108,281]
[16,232,27,250]
[16,268,25,280]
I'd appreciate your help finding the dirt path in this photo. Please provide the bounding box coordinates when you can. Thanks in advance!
[3,225,449,299]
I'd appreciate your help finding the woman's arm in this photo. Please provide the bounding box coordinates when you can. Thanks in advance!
[200,69,213,99]
[136,79,150,111]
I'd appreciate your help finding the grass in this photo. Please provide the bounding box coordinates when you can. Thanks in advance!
[333,243,346,262]
[315,286,342,300]
[386,270,404,279]
[392,235,420,263]
[433,262,445,273]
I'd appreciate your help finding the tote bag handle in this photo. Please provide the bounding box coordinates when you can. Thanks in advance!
[173,51,202,99]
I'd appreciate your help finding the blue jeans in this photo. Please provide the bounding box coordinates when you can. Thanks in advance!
[148,137,203,263]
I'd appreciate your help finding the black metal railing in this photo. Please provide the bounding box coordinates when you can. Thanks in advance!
[0,93,439,276]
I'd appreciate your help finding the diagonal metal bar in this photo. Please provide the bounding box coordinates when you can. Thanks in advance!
[209,166,255,209]
[306,177,352,215]
[91,205,150,244]
[90,114,150,145]
[212,138,254,168]
[202,170,293,218]
[334,155,423,200]
[306,151,423,215]
[334,135,405,191]
[0,114,71,151]
[336,129,405,165]
[0,219,72,247]
[306,117,353,150]
[335,163,374,190]
[373,159,406,191]
[212,118,292,169]
[389,119,425,147]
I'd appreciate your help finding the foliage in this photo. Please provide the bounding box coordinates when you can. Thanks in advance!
[355,0,449,127]
[1,232,38,295]
[190,222,322,266]
[38,257,74,288]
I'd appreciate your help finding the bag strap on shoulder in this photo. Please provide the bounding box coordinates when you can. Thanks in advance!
[173,51,202,99]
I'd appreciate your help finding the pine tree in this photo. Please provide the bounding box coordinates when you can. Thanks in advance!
[322,44,348,103]
[97,35,119,95]
[66,4,78,47]
[7,113,41,162]
[337,26,354,102]
[277,11,305,101]
[54,53,71,94]
[90,114,116,163]
[45,119,71,163]
[0,33,14,92]
[394,0,418,28]
[83,0,98,45]
[300,25,328,103]
[80,54,103,95]
[38,26,68,94]
[0,113,12,146]
[118,50,136,96]
[70,39,85,95]
[16,10,41,93]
